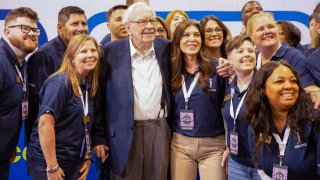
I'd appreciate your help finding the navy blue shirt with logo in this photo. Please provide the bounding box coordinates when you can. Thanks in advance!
[27,73,94,168]
[223,75,255,168]
[259,42,315,88]
[27,36,67,142]
[173,61,227,137]
[248,122,320,179]
[0,38,26,164]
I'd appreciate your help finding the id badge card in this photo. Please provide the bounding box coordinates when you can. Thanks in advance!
[272,164,288,180]
[230,131,238,155]
[85,128,91,153]
[180,109,194,130]
[22,99,28,120]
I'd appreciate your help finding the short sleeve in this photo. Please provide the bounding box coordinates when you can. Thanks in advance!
[38,74,71,121]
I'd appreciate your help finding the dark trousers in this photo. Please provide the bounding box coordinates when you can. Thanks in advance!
[0,161,10,180]
[95,154,111,180]
[27,158,83,180]
[111,117,171,180]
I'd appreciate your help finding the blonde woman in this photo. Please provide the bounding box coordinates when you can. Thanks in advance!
[27,34,100,180]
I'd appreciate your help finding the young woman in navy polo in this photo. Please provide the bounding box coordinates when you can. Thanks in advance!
[222,35,260,179]
[170,20,227,180]
[246,61,320,180]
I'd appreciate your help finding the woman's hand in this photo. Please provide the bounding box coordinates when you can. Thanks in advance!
[221,147,229,167]
[78,159,92,180]
[217,58,232,78]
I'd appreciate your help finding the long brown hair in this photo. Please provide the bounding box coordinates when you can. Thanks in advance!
[50,34,101,97]
[245,61,316,163]
[171,20,213,94]
[199,15,232,59]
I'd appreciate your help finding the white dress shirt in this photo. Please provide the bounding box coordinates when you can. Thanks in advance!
[129,38,163,120]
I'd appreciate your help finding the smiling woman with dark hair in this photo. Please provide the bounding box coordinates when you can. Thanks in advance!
[171,19,227,180]
[200,15,231,60]
[246,61,320,180]
[222,35,260,179]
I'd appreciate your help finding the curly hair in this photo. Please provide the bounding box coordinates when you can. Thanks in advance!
[245,61,316,163]
[171,20,213,94]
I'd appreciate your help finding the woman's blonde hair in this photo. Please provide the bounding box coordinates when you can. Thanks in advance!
[246,12,275,37]
[50,34,101,97]
[165,10,189,26]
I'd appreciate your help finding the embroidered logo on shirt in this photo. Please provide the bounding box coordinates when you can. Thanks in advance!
[294,142,307,149]
[208,78,216,92]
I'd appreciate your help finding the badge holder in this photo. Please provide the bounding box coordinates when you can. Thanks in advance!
[272,157,288,180]
[230,130,238,155]
[22,99,28,119]
[180,108,194,131]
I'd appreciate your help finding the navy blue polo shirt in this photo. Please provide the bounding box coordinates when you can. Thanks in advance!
[0,38,25,164]
[26,35,67,142]
[305,47,316,58]
[223,75,254,168]
[307,47,320,86]
[27,73,94,168]
[100,33,111,46]
[295,43,306,53]
[173,61,227,137]
[260,42,315,88]
[248,122,320,179]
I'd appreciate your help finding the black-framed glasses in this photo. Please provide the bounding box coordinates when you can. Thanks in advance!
[156,28,166,34]
[8,24,41,36]
[204,27,223,35]
[129,18,158,27]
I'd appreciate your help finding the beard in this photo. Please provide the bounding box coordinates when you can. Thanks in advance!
[9,36,38,54]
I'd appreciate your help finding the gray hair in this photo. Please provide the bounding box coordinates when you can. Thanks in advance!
[122,2,155,23]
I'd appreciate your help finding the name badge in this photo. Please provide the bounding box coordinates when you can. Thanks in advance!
[230,131,238,155]
[16,75,21,84]
[180,109,194,130]
[272,164,288,180]
[22,99,28,120]
[224,94,231,102]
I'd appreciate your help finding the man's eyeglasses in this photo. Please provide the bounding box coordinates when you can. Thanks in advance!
[204,27,223,35]
[129,18,158,27]
[8,24,41,36]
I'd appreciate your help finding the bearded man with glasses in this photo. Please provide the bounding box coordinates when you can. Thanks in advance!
[0,7,39,180]
[92,2,172,180]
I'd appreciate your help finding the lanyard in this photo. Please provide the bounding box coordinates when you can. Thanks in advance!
[256,43,281,70]
[272,126,290,166]
[229,88,248,131]
[182,72,200,109]
[79,88,89,117]
[15,65,27,92]
[79,87,91,157]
